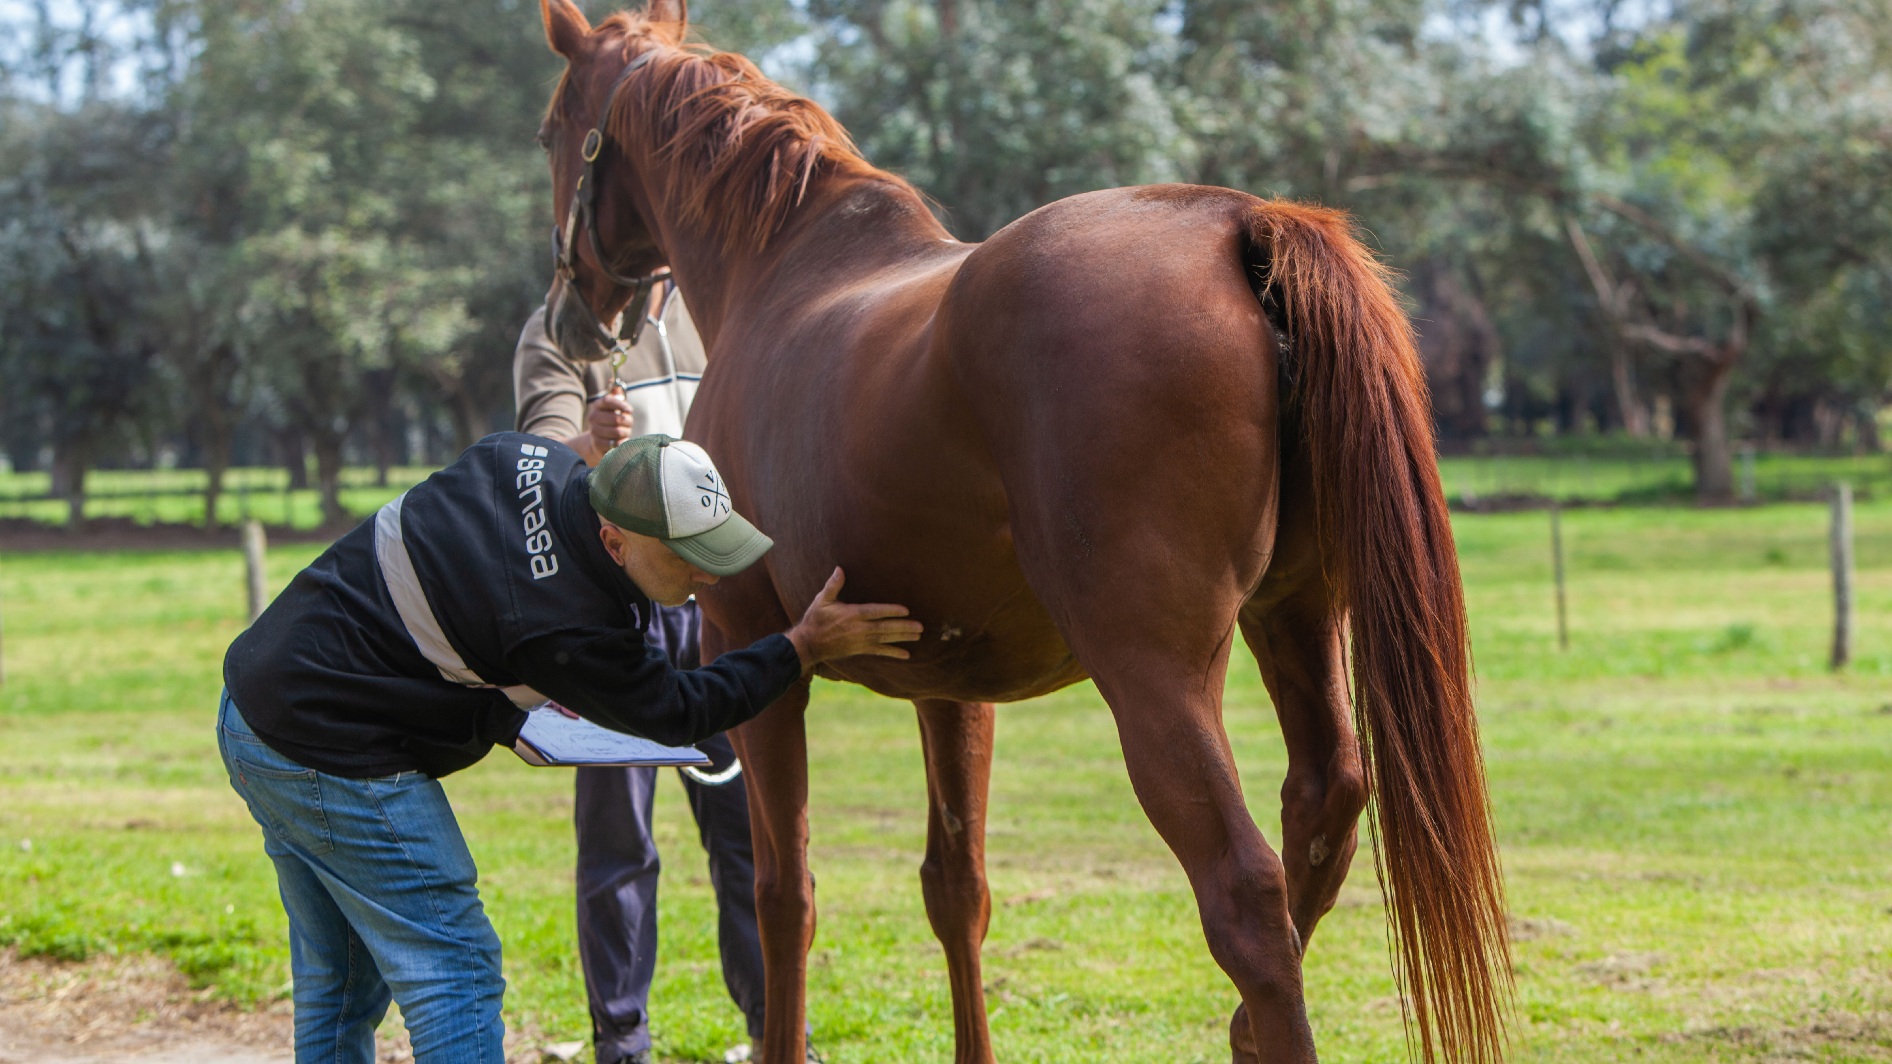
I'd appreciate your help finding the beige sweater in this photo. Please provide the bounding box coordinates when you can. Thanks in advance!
[512,288,709,441]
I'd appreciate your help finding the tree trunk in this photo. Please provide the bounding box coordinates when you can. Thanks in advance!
[202,431,232,531]
[1609,345,1651,437]
[276,427,311,490]
[1857,405,1881,453]
[1564,217,1653,438]
[49,453,73,501]
[1415,264,1500,439]
[374,434,394,488]
[186,342,243,531]
[1689,361,1737,505]
[312,431,347,529]
[449,389,483,454]
[53,445,89,529]
[362,367,397,488]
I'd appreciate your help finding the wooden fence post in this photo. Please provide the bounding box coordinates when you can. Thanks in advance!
[1739,446,1757,504]
[1550,502,1569,651]
[1831,483,1853,671]
[243,518,269,623]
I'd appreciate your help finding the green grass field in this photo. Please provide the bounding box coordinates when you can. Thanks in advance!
[1,501,1889,1062]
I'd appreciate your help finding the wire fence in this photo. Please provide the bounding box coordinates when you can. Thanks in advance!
[1439,450,1891,509]
[1,450,1888,531]
[0,467,433,531]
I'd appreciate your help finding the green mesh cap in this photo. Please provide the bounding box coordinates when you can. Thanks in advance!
[589,435,774,577]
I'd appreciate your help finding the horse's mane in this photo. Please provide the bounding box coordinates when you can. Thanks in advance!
[552,13,924,253]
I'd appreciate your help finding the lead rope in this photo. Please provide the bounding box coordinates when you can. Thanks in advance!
[682,760,743,786]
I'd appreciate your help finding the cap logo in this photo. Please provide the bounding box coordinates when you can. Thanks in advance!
[659,439,735,538]
[698,472,730,516]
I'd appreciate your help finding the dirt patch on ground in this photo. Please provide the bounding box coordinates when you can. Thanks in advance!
[1667,1011,1892,1062]
[1507,914,1578,941]
[0,950,562,1063]
[0,949,293,1064]
[1575,950,1668,991]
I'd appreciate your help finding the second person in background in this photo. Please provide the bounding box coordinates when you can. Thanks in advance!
[513,282,795,1064]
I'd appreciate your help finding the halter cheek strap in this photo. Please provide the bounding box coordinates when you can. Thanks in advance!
[549,48,672,358]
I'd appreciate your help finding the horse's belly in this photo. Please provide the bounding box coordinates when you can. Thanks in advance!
[816,617,1089,704]
[699,242,1095,705]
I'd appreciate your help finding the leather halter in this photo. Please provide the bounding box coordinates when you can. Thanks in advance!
[547,48,672,359]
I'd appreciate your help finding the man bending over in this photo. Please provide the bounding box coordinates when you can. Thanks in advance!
[219,433,919,1063]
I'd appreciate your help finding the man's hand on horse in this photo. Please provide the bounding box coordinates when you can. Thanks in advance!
[786,568,923,672]
[586,384,636,459]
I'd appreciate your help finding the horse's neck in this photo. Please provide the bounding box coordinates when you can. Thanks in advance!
[659,177,958,346]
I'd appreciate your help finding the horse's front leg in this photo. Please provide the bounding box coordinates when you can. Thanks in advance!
[915,698,998,1064]
[730,679,815,1064]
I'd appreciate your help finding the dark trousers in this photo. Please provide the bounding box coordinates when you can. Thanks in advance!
[575,601,765,1064]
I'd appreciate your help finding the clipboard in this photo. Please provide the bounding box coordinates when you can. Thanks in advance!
[512,703,712,768]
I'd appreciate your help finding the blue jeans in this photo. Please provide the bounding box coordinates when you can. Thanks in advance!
[218,691,506,1063]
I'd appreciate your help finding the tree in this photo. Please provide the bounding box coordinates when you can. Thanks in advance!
[1739,0,1892,446]
[0,92,170,525]
[807,0,1194,239]
[6,0,1885,517]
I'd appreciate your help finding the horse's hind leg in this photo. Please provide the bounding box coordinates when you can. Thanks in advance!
[1095,661,1317,1063]
[914,698,997,1064]
[1240,537,1367,945]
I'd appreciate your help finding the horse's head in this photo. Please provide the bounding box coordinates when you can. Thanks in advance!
[538,0,686,362]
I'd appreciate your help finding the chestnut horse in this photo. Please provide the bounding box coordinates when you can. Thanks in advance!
[536,2,1510,1061]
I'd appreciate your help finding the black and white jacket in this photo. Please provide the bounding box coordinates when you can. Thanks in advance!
[224,433,799,779]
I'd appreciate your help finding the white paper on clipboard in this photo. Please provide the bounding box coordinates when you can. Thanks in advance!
[512,703,712,767]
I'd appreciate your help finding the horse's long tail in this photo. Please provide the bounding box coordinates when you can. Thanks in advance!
[1245,200,1511,1064]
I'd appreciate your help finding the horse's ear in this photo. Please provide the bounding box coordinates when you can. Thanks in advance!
[541,0,591,58]
[647,0,688,28]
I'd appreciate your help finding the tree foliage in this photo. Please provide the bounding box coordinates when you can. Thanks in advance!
[1,0,1886,517]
